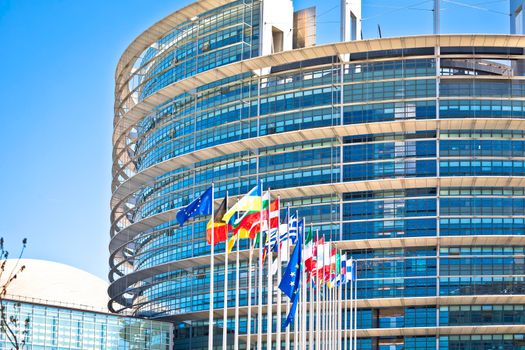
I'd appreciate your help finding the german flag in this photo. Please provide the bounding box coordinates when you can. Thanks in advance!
[206,194,229,245]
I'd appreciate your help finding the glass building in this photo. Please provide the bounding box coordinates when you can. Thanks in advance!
[0,299,172,350]
[110,0,525,349]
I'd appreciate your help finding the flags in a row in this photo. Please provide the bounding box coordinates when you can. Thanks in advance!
[175,183,357,330]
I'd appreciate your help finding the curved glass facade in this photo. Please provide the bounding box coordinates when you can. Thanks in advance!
[111,1,525,349]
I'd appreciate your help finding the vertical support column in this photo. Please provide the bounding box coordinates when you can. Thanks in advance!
[341,0,362,41]
[511,0,525,34]
[261,0,294,55]
[434,37,442,350]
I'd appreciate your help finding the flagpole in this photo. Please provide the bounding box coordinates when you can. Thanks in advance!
[267,190,273,350]
[348,260,354,350]
[285,207,291,350]
[308,225,314,350]
[309,265,314,350]
[336,249,340,350]
[295,220,300,350]
[329,274,333,350]
[323,280,327,350]
[301,219,307,350]
[208,183,215,350]
[338,250,342,350]
[247,240,253,350]
[257,181,264,350]
[321,239,325,350]
[353,261,357,350]
[326,248,330,350]
[293,212,298,350]
[223,218,229,349]
[276,195,282,349]
[319,234,324,350]
[315,230,320,350]
[343,256,348,350]
[296,221,301,350]
[234,209,240,350]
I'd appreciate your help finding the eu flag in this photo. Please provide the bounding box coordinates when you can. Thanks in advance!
[176,186,213,226]
[278,228,302,329]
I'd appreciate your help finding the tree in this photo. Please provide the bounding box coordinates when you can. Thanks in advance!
[0,238,29,350]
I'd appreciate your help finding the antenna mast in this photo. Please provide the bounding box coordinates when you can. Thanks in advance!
[434,0,441,34]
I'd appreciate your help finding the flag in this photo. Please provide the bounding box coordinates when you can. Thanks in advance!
[341,254,347,284]
[347,259,356,283]
[333,251,341,287]
[176,186,213,227]
[228,192,275,253]
[222,183,262,226]
[206,194,229,245]
[285,213,298,245]
[315,236,326,283]
[278,227,303,329]
[270,211,298,254]
[234,211,260,239]
[304,228,315,275]
[248,195,278,238]
[329,246,336,283]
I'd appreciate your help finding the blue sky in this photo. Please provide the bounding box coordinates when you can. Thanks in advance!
[0,0,509,281]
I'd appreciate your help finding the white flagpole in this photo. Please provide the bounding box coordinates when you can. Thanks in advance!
[353,262,357,350]
[301,219,307,350]
[285,207,291,350]
[296,225,301,350]
[327,244,331,350]
[341,256,348,350]
[320,236,324,350]
[349,260,353,350]
[315,230,321,350]
[208,183,215,350]
[315,230,320,350]
[321,282,327,350]
[276,196,282,349]
[257,181,264,350]
[293,211,299,350]
[267,190,273,350]
[294,290,299,350]
[338,251,342,350]
[329,278,333,350]
[247,241,253,350]
[309,265,314,350]
[223,222,229,349]
[336,249,340,350]
[234,215,240,350]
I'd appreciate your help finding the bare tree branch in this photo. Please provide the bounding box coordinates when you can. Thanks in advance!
[0,238,28,350]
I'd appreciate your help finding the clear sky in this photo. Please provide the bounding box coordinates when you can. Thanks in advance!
[0,0,509,281]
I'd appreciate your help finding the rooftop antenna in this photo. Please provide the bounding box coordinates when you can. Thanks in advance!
[434,0,441,34]
[377,24,382,38]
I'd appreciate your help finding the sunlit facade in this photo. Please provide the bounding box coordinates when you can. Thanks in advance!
[0,300,172,350]
[110,0,525,349]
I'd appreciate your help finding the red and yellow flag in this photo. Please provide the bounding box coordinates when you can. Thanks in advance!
[206,195,229,245]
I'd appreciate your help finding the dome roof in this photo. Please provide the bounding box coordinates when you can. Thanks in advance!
[0,259,109,312]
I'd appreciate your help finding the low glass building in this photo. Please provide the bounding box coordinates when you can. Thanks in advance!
[0,259,172,350]
[0,299,172,350]
[110,0,525,349]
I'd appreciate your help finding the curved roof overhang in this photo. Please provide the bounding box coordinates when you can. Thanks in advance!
[108,236,525,313]
[109,175,525,257]
[114,34,525,132]
[115,0,235,87]
[110,118,525,213]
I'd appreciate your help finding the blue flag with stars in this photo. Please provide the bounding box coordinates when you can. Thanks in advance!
[278,228,302,329]
[176,186,213,227]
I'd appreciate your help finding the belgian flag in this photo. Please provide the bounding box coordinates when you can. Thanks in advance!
[206,194,229,245]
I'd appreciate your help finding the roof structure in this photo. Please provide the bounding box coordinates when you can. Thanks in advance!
[1,259,109,312]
